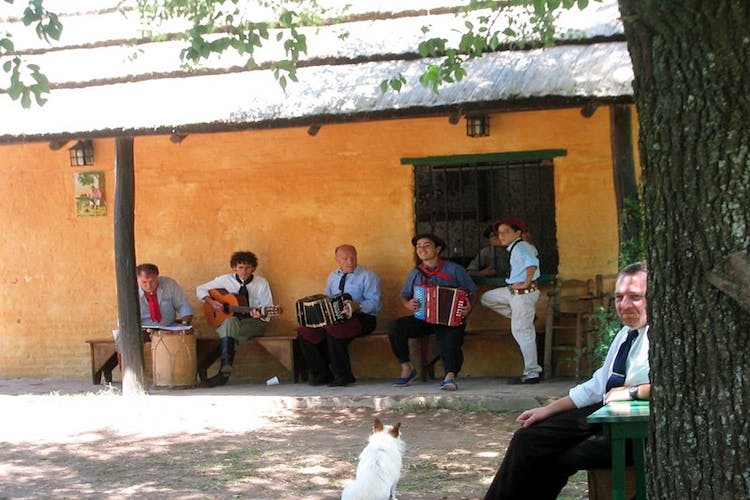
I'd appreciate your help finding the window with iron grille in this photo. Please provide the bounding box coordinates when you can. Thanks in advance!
[405,150,562,276]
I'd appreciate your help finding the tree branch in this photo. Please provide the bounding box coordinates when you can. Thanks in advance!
[706,248,750,313]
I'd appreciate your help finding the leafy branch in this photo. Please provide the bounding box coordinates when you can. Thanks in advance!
[134,0,333,91]
[383,0,598,94]
[1,0,62,107]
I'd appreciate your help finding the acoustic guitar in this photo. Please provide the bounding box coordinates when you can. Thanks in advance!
[203,288,282,328]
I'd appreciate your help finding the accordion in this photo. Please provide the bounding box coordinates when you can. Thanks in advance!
[295,293,351,328]
[413,285,469,327]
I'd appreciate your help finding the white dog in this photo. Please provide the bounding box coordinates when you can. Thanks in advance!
[341,417,405,500]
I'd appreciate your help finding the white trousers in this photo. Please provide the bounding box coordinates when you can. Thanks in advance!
[480,287,542,378]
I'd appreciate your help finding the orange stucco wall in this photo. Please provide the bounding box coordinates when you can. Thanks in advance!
[0,106,633,380]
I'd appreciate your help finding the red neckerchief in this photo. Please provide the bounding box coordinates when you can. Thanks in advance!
[419,259,453,283]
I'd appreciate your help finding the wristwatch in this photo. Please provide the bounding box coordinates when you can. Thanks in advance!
[629,385,640,400]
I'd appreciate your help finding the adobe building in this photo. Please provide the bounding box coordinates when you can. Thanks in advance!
[0,0,637,382]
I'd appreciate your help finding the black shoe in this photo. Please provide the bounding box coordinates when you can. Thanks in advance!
[328,375,356,387]
[204,374,229,387]
[310,376,333,387]
[509,376,540,385]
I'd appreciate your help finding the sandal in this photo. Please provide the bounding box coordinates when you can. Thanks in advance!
[393,369,418,387]
[440,378,457,391]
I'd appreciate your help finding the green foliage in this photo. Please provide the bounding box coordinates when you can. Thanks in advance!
[618,193,646,266]
[380,74,407,93]
[1,0,61,107]
[588,193,645,375]
[406,0,601,94]
[589,302,620,370]
[134,0,335,92]
[76,171,98,186]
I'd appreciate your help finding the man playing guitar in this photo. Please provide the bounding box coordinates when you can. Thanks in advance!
[196,251,277,387]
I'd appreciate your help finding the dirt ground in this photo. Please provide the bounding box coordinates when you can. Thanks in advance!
[0,386,588,499]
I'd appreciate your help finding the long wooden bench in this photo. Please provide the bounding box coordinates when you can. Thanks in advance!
[194,335,307,383]
[347,328,542,381]
[85,334,306,385]
[87,327,542,385]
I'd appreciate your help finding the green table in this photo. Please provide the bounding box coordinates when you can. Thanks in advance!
[587,401,650,500]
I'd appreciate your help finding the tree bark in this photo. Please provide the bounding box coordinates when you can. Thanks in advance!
[609,104,639,237]
[706,250,750,313]
[114,136,147,395]
[619,1,750,498]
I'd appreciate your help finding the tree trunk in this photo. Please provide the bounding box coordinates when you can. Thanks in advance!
[114,136,147,395]
[609,104,642,265]
[619,1,750,498]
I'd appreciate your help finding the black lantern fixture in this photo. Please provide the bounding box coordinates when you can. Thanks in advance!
[68,140,94,166]
[466,114,490,137]
[307,124,321,136]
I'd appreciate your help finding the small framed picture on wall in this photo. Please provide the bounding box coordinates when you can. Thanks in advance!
[74,170,106,217]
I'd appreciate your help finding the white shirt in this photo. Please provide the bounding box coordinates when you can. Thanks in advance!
[196,273,274,322]
[569,325,650,408]
[507,238,541,284]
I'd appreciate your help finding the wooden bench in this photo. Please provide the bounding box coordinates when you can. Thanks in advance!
[85,339,119,384]
[347,329,540,381]
[407,329,543,380]
[85,334,307,385]
[195,335,307,383]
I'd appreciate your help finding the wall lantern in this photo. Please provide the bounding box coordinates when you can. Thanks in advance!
[466,115,490,137]
[170,133,188,144]
[69,140,94,166]
[307,124,321,136]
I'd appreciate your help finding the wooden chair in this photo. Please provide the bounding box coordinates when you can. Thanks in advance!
[544,278,597,380]
[595,273,620,307]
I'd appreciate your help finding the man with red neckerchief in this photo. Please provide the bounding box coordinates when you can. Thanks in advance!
[388,233,478,391]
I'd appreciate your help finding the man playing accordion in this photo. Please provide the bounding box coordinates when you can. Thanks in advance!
[296,244,382,387]
[388,233,478,391]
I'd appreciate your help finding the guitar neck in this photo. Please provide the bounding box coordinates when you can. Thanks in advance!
[228,305,280,317]
[227,305,255,314]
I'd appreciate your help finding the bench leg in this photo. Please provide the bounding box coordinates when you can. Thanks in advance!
[256,337,309,383]
[196,338,221,382]
[88,342,118,385]
[418,336,439,381]
[100,353,118,384]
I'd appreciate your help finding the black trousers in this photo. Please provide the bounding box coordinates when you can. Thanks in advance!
[484,404,613,500]
[298,314,376,380]
[387,315,465,375]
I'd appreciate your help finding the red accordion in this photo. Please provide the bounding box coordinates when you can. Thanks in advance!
[413,285,469,326]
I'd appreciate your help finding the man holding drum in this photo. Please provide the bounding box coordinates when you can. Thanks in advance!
[296,244,382,387]
[136,263,193,328]
[197,251,275,387]
[388,233,478,391]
